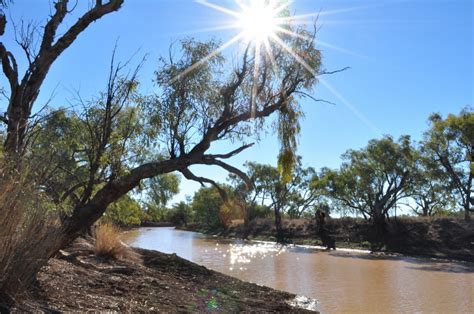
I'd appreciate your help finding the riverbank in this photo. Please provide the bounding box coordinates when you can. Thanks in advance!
[15,238,317,312]
[180,216,474,261]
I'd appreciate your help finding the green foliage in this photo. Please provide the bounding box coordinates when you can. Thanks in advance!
[191,186,226,229]
[274,25,321,183]
[422,108,473,220]
[143,173,180,221]
[235,159,318,222]
[29,79,141,205]
[248,204,271,220]
[103,194,143,226]
[277,104,302,183]
[319,136,416,222]
[165,201,193,226]
[146,173,180,207]
[407,149,455,216]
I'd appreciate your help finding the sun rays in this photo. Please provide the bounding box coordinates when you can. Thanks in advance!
[237,0,282,44]
[173,0,356,86]
[170,0,378,133]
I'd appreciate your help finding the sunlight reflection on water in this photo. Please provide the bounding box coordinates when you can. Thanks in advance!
[122,227,474,314]
[227,242,286,268]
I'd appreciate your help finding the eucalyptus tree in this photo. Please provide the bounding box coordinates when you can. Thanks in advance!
[286,164,319,218]
[421,109,473,221]
[405,150,454,216]
[191,186,228,229]
[319,136,416,240]
[143,173,180,221]
[227,168,260,236]
[0,1,324,303]
[243,159,317,242]
[247,162,287,242]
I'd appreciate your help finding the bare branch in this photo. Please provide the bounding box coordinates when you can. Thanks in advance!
[318,66,350,76]
[0,47,18,89]
[293,91,336,106]
[39,0,68,53]
[201,157,252,188]
[206,143,254,159]
[0,113,7,124]
[0,13,5,35]
[180,168,229,201]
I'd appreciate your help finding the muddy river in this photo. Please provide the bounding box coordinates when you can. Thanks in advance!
[122,227,473,313]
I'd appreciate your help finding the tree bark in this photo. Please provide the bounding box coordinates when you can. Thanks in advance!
[370,207,387,249]
[274,205,284,243]
[464,203,471,222]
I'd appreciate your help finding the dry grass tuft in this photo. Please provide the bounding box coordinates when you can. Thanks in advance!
[94,223,141,263]
[0,158,64,305]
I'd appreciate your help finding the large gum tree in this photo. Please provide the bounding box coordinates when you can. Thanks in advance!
[0,0,325,306]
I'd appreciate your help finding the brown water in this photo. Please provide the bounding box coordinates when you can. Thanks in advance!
[122,227,474,313]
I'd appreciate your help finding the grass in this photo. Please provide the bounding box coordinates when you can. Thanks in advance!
[0,159,63,305]
[94,223,140,262]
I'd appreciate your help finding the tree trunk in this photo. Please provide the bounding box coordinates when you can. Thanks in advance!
[464,203,471,222]
[242,205,250,239]
[315,209,325,236]
[370,210,387,250]
[274,206,284,243]
[422,204,430,216]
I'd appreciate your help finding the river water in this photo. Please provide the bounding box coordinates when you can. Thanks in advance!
[122,227,473,313]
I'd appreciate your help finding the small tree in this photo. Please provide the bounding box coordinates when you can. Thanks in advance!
[286,164,319,218]
[245,162,286,242]
[104,194,143,226]
[244,159,317,242]
[143,173,180,221]
[166,201,192,226]
[422,109,473,221]
[191,186,227,229]
[319,136,416,242]
[405,150,454,216]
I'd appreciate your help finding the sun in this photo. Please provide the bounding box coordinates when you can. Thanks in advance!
[237,1,280,44]
[173,0,374,132]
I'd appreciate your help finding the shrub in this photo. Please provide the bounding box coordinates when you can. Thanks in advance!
[94,223,140,262]
[104,195,143,226]
[219,199,244,227]
[192,187,225,229]
[0,159,63,305]
[166,202,193,226]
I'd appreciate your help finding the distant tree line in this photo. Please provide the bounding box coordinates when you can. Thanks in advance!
[172,109,472,244]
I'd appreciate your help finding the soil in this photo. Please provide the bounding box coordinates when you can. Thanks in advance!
[182,216,474,261]
[15,238,316,313]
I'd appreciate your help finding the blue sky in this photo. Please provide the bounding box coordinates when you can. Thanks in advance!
[1,0,472,202]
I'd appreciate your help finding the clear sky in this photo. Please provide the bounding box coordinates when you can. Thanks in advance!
[2,0,473,203]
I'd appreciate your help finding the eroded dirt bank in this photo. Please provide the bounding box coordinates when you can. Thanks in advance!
[182,217,474,261]
[14,239,315,312]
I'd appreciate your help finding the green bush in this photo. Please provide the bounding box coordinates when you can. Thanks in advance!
[166,202,193,226]
[103,194,143,226]
[191,187,226,229]
[248,204,271,220]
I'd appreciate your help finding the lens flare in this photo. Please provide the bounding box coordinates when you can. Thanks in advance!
[172,1,376,132]
[237,1,280,44]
